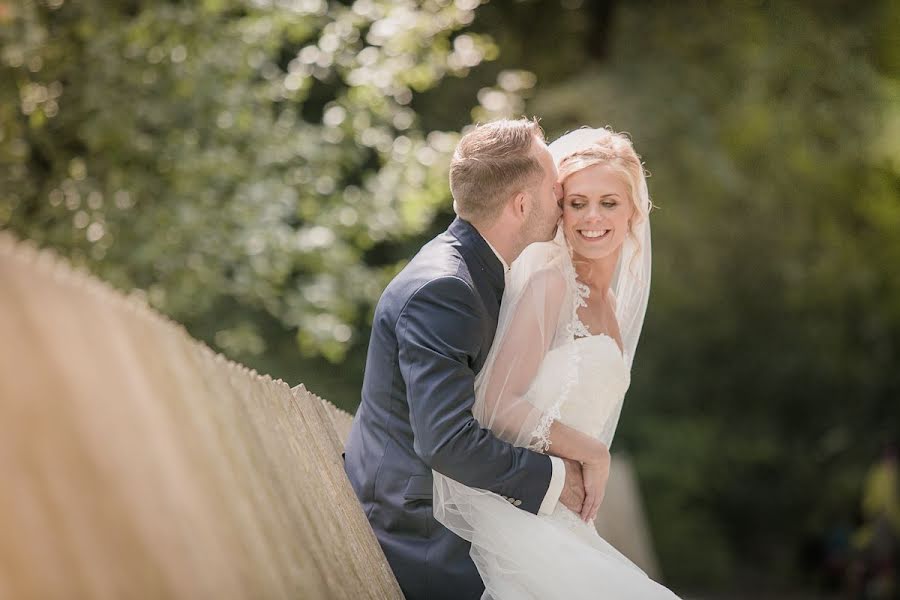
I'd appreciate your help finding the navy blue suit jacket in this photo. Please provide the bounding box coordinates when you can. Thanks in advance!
[344,217,553,599]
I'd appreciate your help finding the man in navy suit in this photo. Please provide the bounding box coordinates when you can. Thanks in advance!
[344,118,586,599]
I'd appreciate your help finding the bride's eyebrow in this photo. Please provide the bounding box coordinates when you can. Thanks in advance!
[566,192,620,200]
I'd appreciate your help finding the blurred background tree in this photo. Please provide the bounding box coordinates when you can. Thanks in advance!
[2,0,898,595]
[1,0,487,373]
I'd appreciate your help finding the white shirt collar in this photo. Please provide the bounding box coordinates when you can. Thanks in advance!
[483,237,510,273]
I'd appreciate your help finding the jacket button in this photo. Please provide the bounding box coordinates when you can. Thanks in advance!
[514,499,522,506]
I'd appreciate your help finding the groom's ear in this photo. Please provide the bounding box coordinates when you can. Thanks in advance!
[511,191,529,221]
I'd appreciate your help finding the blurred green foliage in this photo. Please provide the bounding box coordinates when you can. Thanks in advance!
[2,0,898,593]
[1,0,496,364]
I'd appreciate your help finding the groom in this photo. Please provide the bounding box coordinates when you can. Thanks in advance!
[344,118,585,599]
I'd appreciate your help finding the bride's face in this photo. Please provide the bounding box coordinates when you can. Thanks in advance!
[560,164,634,260]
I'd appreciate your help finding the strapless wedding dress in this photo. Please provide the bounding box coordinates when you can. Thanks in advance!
[475,335,681,600]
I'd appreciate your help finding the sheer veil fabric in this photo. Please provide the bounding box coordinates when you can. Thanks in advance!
[432,129,674,599]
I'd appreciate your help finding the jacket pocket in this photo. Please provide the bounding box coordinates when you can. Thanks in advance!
[403,474,433,501]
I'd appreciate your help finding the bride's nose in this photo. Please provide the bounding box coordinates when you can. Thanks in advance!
[581,208,607,223]
[584,203,605,218]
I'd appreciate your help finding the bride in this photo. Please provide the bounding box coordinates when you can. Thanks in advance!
[432,128,680,599]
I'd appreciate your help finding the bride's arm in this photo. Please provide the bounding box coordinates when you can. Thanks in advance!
[545,421,608,465]
[479,268,564,440]
[547,420,609,521]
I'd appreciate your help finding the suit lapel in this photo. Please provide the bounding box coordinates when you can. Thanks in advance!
[447,217,505,306]
[447,217,505,372]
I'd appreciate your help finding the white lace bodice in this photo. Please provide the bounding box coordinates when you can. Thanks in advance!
[525,334,630,446]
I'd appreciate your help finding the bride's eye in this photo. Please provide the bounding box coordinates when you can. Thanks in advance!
[602,201,617,208]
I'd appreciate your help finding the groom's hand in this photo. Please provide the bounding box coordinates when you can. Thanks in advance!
[558,458,585,514]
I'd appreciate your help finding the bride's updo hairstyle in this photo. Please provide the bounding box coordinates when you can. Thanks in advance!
[556,128,651,254]
[450,118,546,226]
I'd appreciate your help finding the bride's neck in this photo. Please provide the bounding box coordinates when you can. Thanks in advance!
[572,248,620,295]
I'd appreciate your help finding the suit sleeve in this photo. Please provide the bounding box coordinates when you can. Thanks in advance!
[397,276,553,515]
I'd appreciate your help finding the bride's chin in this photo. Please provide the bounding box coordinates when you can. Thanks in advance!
[573,241,619,261]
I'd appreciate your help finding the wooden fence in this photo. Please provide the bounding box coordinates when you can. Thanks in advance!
[0,232,402,599]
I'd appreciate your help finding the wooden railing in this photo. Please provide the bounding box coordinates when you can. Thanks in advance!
[0,232,402,599]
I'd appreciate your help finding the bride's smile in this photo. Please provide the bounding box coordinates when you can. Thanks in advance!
[578,228,611,239]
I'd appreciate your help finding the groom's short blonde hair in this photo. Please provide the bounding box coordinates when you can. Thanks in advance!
[450,118,545,226]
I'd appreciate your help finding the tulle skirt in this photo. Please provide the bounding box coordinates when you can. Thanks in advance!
[435,476,680,600]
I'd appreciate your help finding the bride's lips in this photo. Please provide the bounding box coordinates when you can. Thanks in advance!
[577,228,611,242]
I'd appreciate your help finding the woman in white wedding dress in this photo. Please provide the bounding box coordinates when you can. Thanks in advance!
[433,128,681,599]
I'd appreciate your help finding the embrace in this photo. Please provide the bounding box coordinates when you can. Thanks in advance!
[345,119,680,599]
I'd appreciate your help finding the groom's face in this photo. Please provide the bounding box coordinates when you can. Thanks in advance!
[523,141,563,244]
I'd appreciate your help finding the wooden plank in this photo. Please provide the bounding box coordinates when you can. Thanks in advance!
[0,232,403,600]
